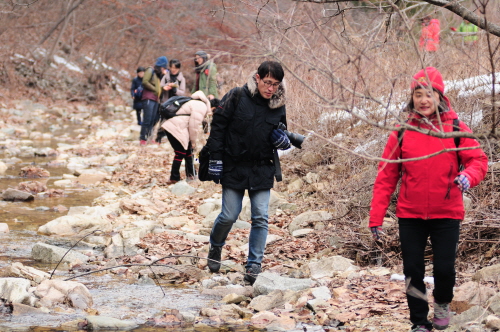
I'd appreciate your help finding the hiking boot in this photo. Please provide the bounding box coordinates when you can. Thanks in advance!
[140,140,147,146]
[207,245,222,272]
[433,302,450,330]
[244,264,261,285]
[411,326,430,332]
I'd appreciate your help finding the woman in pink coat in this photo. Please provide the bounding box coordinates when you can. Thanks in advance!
[369,67,488,332]
[161,90,218,184]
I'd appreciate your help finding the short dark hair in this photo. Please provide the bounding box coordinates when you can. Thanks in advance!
[169,59,181,69]
[137,66,145,73]
[257,61,284,82]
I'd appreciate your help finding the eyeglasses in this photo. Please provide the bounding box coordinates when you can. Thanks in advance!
[262,80,280,89]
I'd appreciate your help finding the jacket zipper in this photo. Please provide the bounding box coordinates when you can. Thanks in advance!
[444,163,453,199]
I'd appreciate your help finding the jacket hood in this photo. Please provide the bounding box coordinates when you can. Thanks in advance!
[246,71,286,109]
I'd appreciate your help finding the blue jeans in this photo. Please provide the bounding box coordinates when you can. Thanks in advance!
[140,99,159,141]
[399,218,460,329]
[210,187,270,269]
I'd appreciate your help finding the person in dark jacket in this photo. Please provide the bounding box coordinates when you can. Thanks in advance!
[140,56,167,145]
[131,67,145,125]
[369,67,488,332]
[206,61,290,284]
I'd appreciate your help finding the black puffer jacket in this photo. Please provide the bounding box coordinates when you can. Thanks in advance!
[207,73,287,190]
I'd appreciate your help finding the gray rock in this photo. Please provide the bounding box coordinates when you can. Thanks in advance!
[2,188,34,201]
[231,220,251,230]
[197,202,218,216]
[249,289,300,312]
[450,305,487,326]
[170,181,195,195]
[85,316,138,330]
[292,229,314,238]
[288,211,332,234]
[253,271,314,296]
[202,210,220,228]
[485,315,500,330]
[489,293,500,315]
[473,263,500,282]
[31,242,89,264]
[308,256,358,279]
[311,286,332,301]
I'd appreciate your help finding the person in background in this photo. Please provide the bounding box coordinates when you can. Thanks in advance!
[192,51,218,100]
[206,61,289,285]
[451,20,479,45]
[419,16,440,52]
[140,56,167,146]
[369,67,488,332]
[157,59,187,144]
[161,59,186,101]
[160,91,218,184]
[131,66,145,125]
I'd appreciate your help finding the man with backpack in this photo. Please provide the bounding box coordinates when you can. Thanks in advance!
[205,61,290,284]
[130,66,145,125]
[140,56,168,146]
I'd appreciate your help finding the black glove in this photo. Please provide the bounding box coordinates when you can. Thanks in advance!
[208,160,223,184]
[271,129,291,150]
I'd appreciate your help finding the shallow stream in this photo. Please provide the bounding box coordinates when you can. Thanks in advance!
[0,124,232,332]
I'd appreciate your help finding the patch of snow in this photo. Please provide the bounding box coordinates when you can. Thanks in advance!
[353,139,378,153]
[445,72,500,98]
[118,69,131,79]
[53,55,83,73]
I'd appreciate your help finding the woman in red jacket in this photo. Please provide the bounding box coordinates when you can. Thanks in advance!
[369,67,488,332]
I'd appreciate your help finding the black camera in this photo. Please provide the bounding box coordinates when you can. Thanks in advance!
[277,122,305,149]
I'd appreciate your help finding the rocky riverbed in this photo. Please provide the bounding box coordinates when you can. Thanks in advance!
[1,100,500,332]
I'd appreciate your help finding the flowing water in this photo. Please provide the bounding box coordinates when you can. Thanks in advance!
[0,124,238,332]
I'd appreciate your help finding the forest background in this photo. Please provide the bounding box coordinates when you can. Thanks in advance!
[0,0,499,271]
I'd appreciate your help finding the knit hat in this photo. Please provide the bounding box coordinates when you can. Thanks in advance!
[136,66,145,73]
[411,67,445,94]
[155,56,168,68]
[195,51,208,62]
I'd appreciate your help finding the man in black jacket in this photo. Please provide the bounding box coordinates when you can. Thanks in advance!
[130,66,145,125]
[206,61,291,284]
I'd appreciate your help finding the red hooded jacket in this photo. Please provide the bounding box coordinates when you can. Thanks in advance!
[369,110,488,227]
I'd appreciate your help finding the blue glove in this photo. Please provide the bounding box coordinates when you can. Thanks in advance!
[271,129,291,150]
[208,160,223,184]
[454,174,470,192]
[370,226,383,241]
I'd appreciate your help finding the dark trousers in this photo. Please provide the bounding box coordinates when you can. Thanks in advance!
[166,131,194,181]
[133,101,143,125]
[140,100,159,141]
[399,218,460,329]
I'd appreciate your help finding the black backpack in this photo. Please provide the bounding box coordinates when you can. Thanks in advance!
[159,96,192,120]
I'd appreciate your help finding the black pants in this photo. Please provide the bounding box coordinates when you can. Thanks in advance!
[399,218,460,329]
[166,131,194,181]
